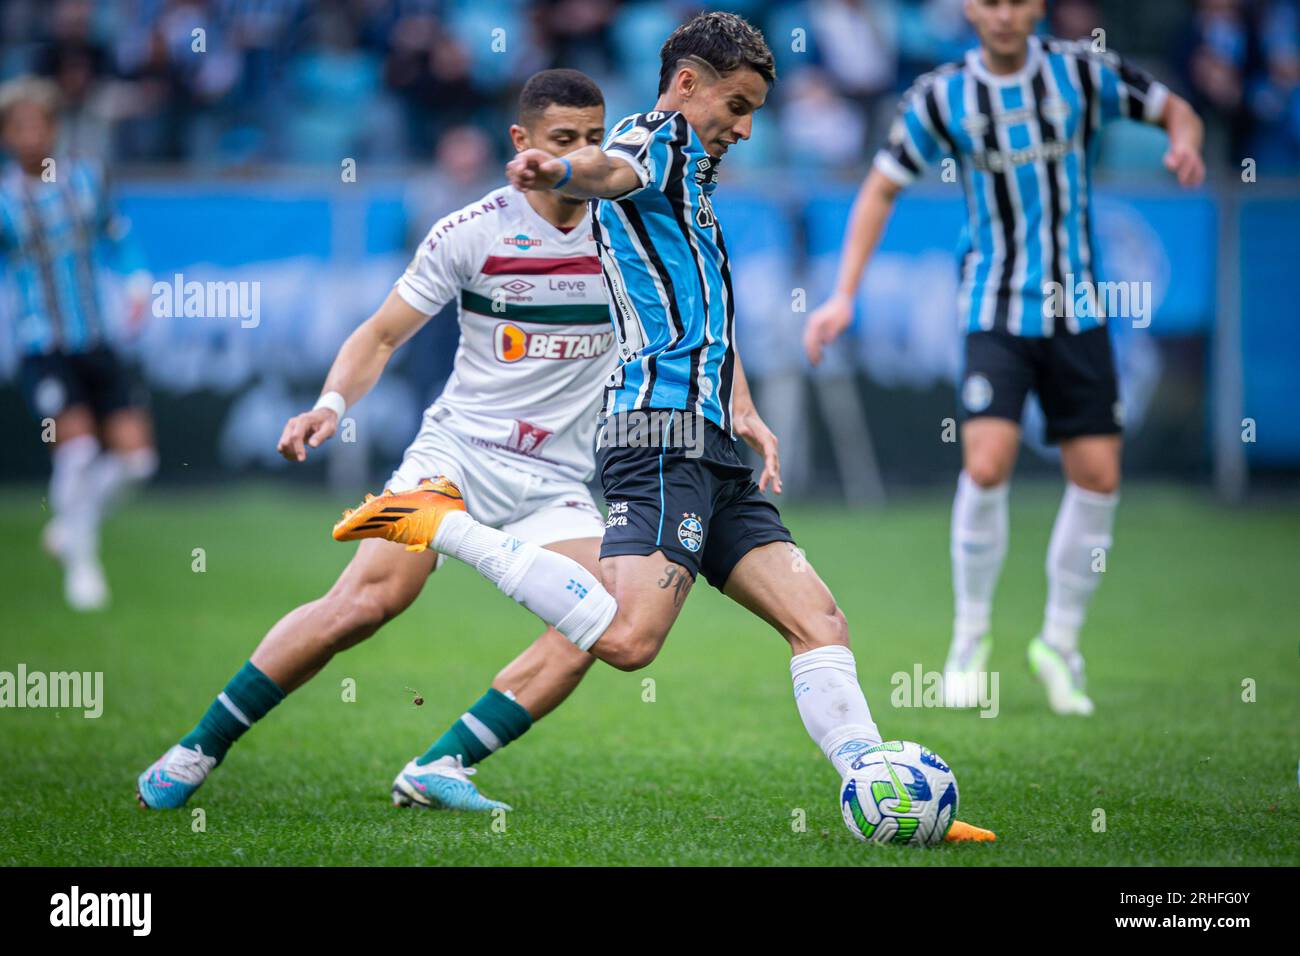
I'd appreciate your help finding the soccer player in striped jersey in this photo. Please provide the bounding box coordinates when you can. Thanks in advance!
[803,0,1206,714]
[338,12,992,841]
[138,70,620,812]
[0,76,156,612]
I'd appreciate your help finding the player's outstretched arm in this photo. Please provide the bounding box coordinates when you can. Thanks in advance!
[506,146,642,200]
[1158,93,1206,188]
[803,166,904,366]
[277,289,430,462]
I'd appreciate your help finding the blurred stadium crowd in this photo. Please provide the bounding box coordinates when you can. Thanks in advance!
[2,0,1299,176]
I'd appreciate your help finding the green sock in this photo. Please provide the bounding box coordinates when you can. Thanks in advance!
[416,688,533,767]
[180,660,285,763]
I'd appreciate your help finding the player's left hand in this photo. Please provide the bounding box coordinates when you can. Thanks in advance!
[507,149,567,192]
[1163,142,1205,188]
[734,409,782,495]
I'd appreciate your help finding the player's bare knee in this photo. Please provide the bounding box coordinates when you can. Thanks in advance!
[789,604,850,656]
[593,624,661,672]
[965,457,1010,489]
[1072,469,1120,496]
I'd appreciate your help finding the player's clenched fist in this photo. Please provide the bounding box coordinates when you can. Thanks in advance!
[803,292,855,367]
[277,407,338,462]
[506,148,568,192]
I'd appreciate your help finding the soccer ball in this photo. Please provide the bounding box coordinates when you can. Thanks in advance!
[839,740,958,847]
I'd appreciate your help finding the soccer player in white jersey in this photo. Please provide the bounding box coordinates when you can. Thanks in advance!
[803,0,1206,714]
[137,70,618,812]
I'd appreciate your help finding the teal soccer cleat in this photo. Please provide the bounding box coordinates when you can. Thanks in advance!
[391,756,512,812]
[137,744,217,809]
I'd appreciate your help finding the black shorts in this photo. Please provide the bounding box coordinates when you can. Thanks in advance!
[959,327,1122,444]
[597,410,794,590]
[18,345,147,422]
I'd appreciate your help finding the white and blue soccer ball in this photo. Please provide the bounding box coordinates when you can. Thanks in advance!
[839,740,959,847]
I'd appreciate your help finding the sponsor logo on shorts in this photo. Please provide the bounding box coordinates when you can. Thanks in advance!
[493,322,616,364]
[508,420,553,457]
[962,373,993,414]
[605,501,629,528]
[677,513,703,553]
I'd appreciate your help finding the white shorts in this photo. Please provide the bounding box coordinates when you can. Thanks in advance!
[388,417,605,547]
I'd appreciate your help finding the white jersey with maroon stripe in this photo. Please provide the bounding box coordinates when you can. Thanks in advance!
[395,184,615,482]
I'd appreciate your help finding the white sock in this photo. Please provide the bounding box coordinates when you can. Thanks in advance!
[789,645,881,777]
[49,434,102,549]
[434,510,615,651]
[83,447,158,524]
[1042,482,1118,657]
[950,470,1009,651]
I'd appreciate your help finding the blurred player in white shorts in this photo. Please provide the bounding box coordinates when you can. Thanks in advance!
[137,69,614,813]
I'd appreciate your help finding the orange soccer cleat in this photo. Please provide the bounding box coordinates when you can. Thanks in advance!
[332,477,466,553]
[945,819,998,843]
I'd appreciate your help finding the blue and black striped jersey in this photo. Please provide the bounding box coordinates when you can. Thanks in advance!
[0,158,142,356]
[591,110,735,432]
[876,35,1169,336]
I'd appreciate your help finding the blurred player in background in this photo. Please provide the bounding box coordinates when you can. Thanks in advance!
[337,12,992,841]
[803,0,1205,714]
[137,69,615,813]
[0,76,155,612]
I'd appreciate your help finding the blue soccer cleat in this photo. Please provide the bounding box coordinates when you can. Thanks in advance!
[391,756,512,812]
[136,744,217,809]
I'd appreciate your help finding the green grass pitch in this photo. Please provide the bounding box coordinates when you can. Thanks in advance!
[1,483,1296,866]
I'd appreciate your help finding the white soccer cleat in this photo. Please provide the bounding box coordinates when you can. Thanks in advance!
[391,755,512,812]
[64,556,109,612]
[942,634,991,708]
[1028,636,1095,716]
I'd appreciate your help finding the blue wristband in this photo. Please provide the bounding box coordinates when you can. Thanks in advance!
[552,156,573,190]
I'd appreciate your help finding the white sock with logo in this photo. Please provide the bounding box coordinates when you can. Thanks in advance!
[1042,483,1118,657]
[433,510,615,651]
[790,645,881,778]
[950,470,1009,654]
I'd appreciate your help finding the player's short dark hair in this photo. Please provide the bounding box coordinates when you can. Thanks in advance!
[518,69,604,125]
[657,12,776,95]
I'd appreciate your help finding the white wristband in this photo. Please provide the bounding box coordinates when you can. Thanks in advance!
[313,391,346,420]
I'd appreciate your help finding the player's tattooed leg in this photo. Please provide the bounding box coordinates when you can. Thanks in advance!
[657,563,694,608]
